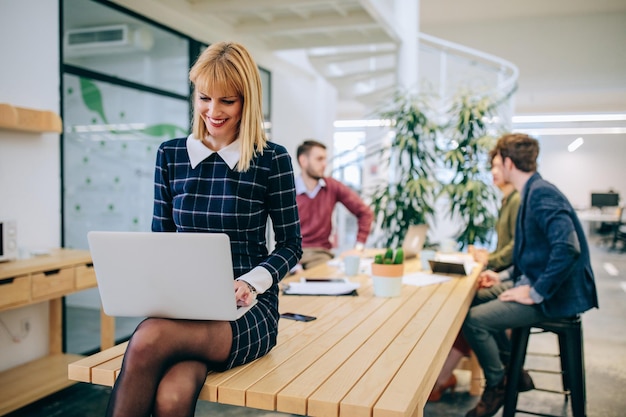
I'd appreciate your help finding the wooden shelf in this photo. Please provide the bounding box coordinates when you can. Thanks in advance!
[0,103,62,134]
[0,249,115,416]
[0,353,84,416]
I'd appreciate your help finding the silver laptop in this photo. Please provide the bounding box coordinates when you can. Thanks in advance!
[401,224,429,259]
[87,231,256,321]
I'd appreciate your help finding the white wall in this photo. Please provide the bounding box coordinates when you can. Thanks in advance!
[265,50,338,161]
[0,0,60,371]
[538,134,626,209]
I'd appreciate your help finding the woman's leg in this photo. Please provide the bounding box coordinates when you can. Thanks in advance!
[105,318,232,417]
[436,331,471,386]
[437,348,465,386]
[153,360,209,417]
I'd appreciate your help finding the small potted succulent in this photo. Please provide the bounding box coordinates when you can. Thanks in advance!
[371,248,405,297]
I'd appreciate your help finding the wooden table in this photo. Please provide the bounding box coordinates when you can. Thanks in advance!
[68,254,480,417]
[0,249,115,416]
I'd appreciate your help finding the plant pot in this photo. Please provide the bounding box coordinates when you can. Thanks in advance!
[371,263,404,297]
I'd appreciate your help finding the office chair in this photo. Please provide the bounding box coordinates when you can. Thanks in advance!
[597,206,624,249]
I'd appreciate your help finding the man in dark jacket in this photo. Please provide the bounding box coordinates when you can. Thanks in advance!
[463,133,599,417]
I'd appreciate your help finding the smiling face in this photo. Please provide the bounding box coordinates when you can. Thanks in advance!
[195,87,242,148]
[491,154,505,187]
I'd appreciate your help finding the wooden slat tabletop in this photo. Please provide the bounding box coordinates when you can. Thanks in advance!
[68,254,479,417]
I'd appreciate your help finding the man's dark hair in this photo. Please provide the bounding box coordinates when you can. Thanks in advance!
[494,133,539,173]
[297,139,326,159]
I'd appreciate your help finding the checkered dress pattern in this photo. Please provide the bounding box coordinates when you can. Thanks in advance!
[152,138,302,369]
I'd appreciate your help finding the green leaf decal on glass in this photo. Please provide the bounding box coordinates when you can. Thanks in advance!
[79,78,108,124]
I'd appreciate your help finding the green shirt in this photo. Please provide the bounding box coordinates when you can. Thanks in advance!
[488,189,521,271]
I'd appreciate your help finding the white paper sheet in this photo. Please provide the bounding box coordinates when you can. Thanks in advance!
[402,272,452,287]
[435,253,474,263]
[283,280,361,295]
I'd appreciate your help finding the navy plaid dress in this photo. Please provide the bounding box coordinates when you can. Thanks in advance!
[152,137,302,369]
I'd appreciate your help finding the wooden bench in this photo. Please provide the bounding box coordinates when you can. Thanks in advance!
[69,257,481,417]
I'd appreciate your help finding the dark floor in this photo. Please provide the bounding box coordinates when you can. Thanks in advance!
[5,238,626,417]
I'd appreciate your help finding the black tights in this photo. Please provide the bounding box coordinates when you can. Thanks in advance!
[105,317,232,417]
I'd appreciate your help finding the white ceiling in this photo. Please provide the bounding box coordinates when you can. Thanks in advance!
[420,0,626,24]
[132,0,626,50]
[181,0,400,50]
[112,0,626,116]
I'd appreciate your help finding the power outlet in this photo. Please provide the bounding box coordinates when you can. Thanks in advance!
[20,318,31,335]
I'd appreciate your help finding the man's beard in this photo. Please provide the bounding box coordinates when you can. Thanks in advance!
[306,168,324,181]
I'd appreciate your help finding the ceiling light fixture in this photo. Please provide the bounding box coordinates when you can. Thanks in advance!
[513,113,626,123]
[567,137,584,152]
[516,127,626,136]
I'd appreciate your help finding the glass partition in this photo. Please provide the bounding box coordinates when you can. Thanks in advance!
[63,0,190,95]
[62,74,189,248]
[62,0,191,354]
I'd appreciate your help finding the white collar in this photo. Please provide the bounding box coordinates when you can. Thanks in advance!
[186,134,240,170]
[295,175,326,198]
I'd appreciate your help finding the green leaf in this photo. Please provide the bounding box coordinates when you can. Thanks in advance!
[79,78,108,124]
[393,248,404,264]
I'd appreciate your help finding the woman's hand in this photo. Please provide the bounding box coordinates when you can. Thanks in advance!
[473,248,489,266]
[477,269,500,288]
[234,280,257,307]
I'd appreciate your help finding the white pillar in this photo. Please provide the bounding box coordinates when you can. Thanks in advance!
[394,0,420,92]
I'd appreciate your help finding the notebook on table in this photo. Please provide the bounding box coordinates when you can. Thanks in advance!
[401,224,429,259]
[87,231,256,321]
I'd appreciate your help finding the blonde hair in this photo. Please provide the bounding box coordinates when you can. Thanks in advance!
[189,41,267,172]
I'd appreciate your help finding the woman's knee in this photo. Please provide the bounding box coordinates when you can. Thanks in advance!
[153,385,197,417]
[154,364,205,417]
[135,317,170,342]
[124,319,169,363]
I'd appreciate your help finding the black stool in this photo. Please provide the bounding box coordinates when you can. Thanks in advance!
[503,315,586,417]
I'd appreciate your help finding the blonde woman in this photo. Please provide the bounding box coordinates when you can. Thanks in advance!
[105,41,302,417]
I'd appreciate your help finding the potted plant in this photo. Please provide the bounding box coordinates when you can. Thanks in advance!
[440,93,503,249]
[371,248,405,297]
[368,88,513,252]
[368,91,440,249]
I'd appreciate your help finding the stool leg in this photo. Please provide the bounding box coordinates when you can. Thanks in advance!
[563,326,587,417]
[557,332,571,400]
[503,326,531,417]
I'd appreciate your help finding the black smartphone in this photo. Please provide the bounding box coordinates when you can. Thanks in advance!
[280,312,317,322]
[301,277,346,283]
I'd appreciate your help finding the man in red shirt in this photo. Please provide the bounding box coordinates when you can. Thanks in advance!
[295,140,374,269]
